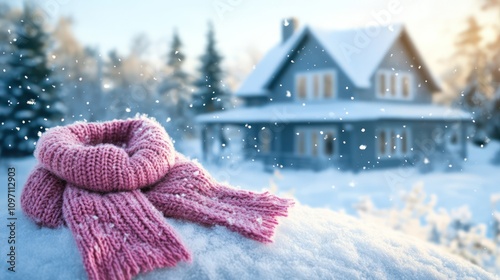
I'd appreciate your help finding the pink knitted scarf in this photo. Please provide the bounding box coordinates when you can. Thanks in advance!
[21,118,293,280]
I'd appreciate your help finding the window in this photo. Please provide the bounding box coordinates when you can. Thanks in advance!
[313,75,320,98]
[297,76,307,100]
[376,70,413,100]
[402,76,410,98]
[378,73,386,96]
[259,127,271,154]
[377,127,411,158]
[401,130,408,154]
[295,127,337,158]
[379,130,386,155]
[324,132,335,156]
[295,70,336,101]
[297,131,306,155]
[324,74,333,98]
[390,75,397,97]
[311,133,318,156]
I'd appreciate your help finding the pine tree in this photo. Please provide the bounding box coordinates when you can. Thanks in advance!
[160,30,190,105]
[158,29,193,135]
[193,22,226,114]
[168,30,186,76]
[0,5,63,157]
[52,17,105,122]
[0,4,13,139]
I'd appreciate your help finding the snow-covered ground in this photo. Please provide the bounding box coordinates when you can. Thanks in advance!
[0,139,499,279]
[181,140,500,229]
[0,203,494,279]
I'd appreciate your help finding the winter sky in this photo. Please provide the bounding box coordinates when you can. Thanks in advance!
[9,0,498,83]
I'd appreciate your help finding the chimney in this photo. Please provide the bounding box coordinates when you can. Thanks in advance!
[282,17,298,43]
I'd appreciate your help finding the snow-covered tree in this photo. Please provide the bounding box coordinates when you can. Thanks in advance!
[0,5,63,157]
[51,17,105,122]
[0,4,14,135]
[158,30,194,136]
[102,34,170,129]
[453,17,493,144]
[485,9,500,138]
[455,18,492,106]
[193,22,227,114]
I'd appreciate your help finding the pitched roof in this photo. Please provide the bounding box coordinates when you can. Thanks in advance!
[237,24,440,97]
[197,101,470,124]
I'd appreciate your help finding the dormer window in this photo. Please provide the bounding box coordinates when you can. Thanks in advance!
[295,70,336,101]
[376,70,413,100]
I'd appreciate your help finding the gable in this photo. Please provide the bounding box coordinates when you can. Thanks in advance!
[236,27,310,97]
[266,33,356,102]
[373,32,439,102]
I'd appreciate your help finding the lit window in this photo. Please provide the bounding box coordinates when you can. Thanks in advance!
[297,76,307,100]
[324,74,333,98]
[379,73,386,96]
[377,70,413,100]
[378,127,411,157]
[295,70,336,101]
[379,130,386,155]
[390,75,397,96]
[313,75,320,98]
[295,128,336,157]
[402,76,410,98]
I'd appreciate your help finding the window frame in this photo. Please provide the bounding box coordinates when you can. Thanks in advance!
[295,69,337,101]
[294,126,338,158]
[376,126,412,158]
[376,70,414,101]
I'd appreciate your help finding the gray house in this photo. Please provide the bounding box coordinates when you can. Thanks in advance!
[197,19,470,171]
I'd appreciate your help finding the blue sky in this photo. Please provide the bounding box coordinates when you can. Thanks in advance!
[11,0,496,78]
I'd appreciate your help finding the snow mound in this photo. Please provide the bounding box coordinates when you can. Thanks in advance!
[0,204,494,279]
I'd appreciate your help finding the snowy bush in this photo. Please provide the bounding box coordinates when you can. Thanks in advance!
[354,184,500,274]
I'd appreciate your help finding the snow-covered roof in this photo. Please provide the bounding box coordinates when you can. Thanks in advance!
[237,24,439,97]
[197,101,471,124]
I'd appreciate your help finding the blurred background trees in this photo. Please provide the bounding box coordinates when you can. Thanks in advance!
[193,22,228,114]
[0,4,234,157]
[0,4,63,157]
[449,1,500,144]
[158,30,195,137]
[2,1,499,157]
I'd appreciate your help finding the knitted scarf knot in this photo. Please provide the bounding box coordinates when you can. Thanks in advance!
[21,118,293,280]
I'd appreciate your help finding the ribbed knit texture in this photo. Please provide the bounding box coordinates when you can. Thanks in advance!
[21,117,293,280]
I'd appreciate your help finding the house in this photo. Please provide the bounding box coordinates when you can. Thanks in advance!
[197,19,471,171]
